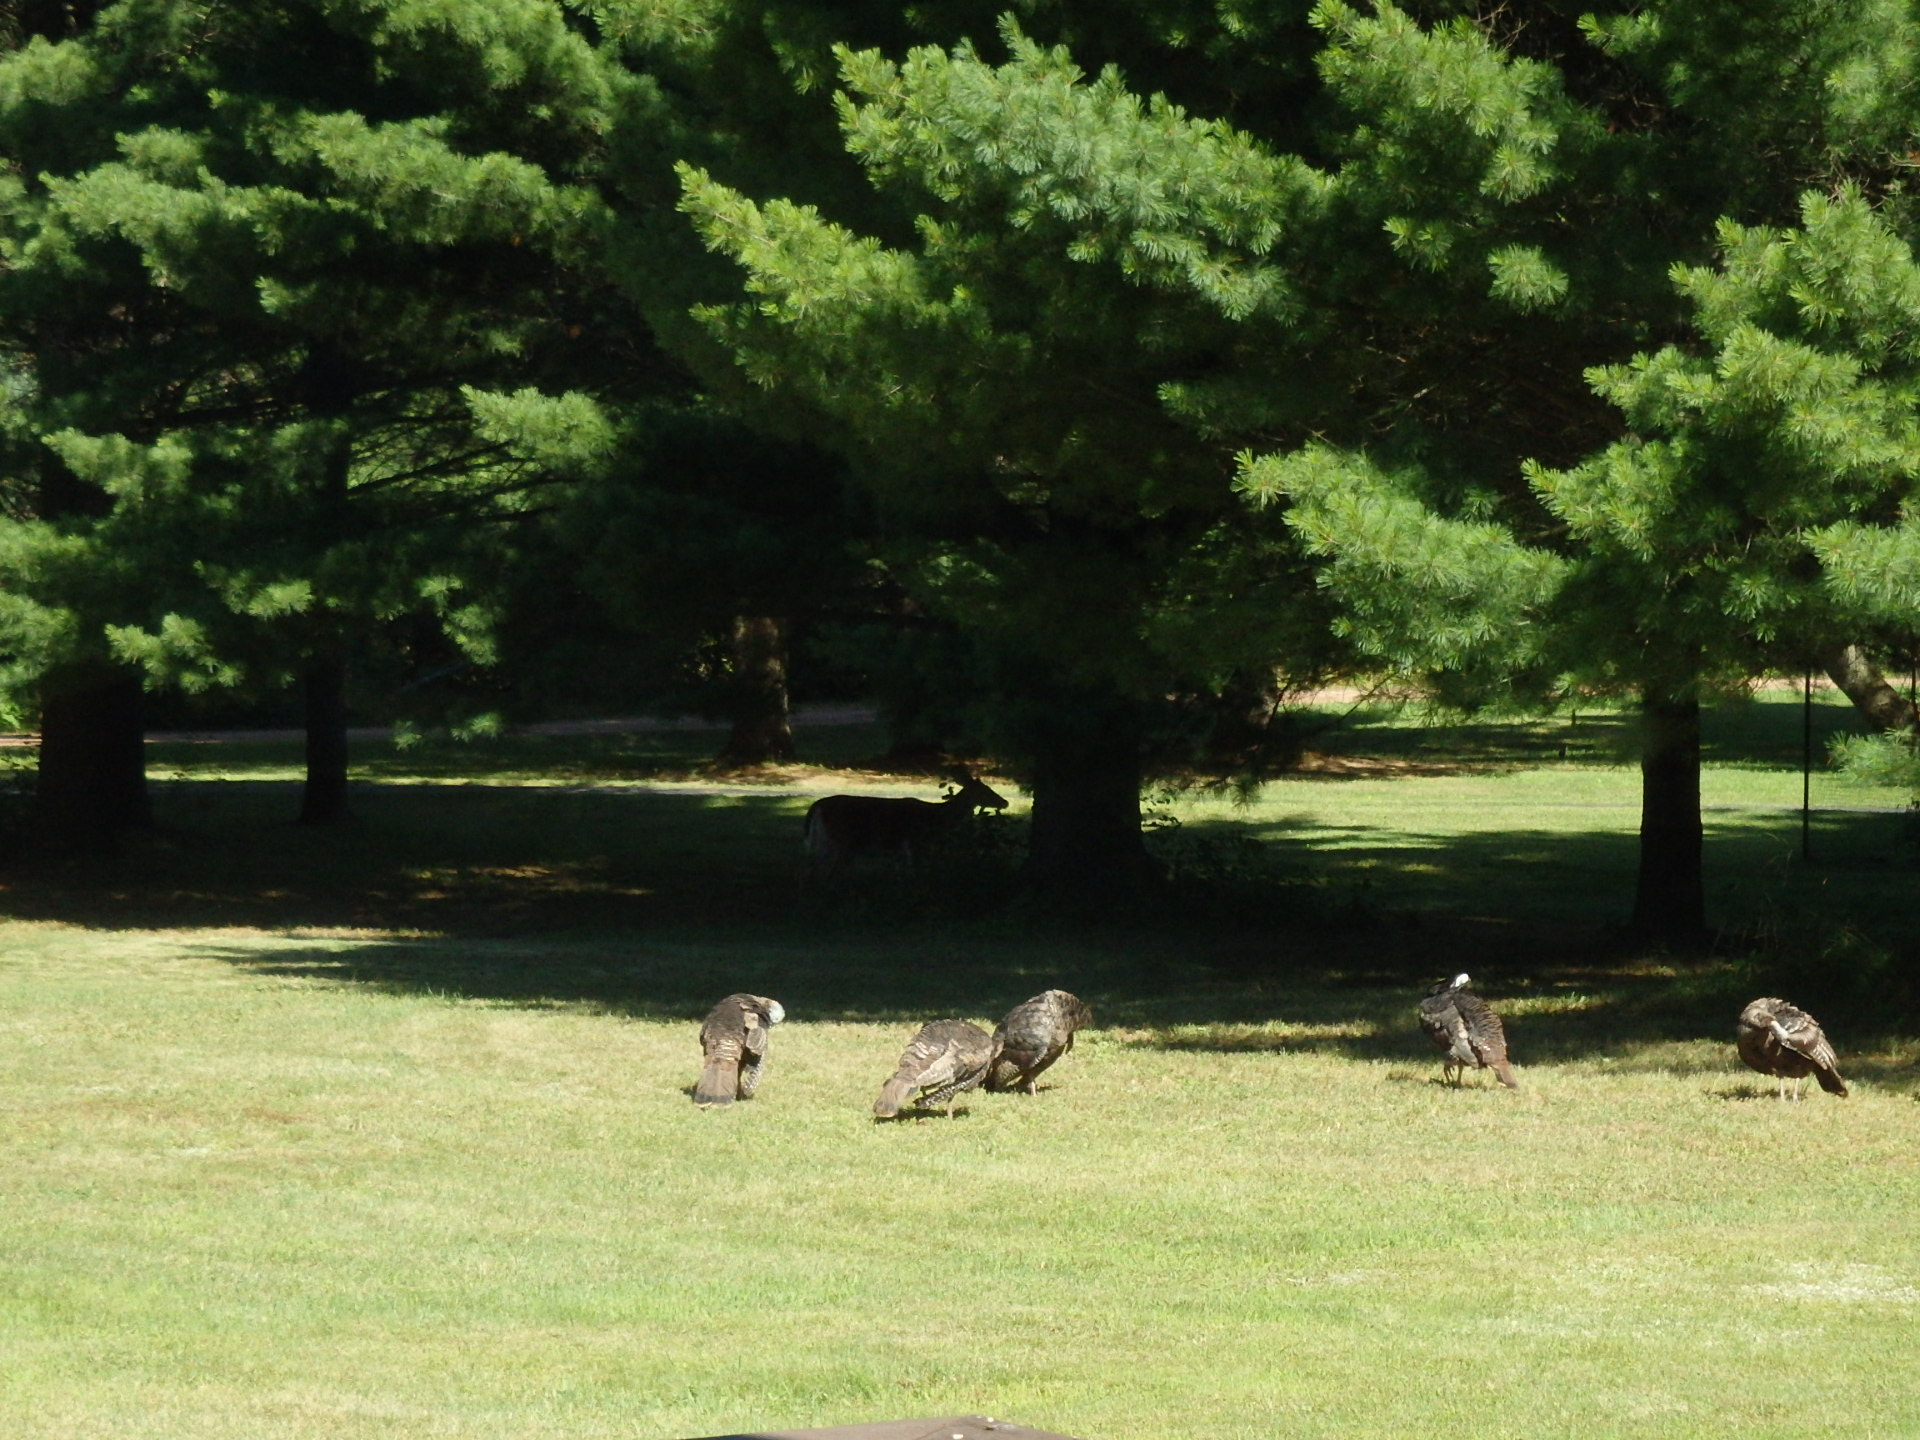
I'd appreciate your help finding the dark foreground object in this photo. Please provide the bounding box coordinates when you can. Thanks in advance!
[688,1417,1082,1440]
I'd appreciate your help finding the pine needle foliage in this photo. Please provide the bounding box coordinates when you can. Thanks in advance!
[0,0,622,714]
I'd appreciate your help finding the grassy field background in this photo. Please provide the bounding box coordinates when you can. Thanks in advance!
[4,689,1919,1439]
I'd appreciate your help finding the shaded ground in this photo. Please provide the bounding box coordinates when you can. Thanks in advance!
[2,688,1914,1063]
[4,765,1907,1068]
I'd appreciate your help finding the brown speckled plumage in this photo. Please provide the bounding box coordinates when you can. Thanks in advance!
[872,1019,998,1118]
[1737,997,1847,1100]
[985,990,1091,1094]
[1418,973,1517,1089]
[694,994,785,1106]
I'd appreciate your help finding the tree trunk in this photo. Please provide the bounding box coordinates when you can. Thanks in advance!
[1019,696,1161,903]
[1631,690,1708,945]
[298,653,352,825]
[28,423,148,850]
[18,1,106,42]
[32,671,150,850]
[296,342,356,825]
[716,615,795,765]
[1818,643,1918,733]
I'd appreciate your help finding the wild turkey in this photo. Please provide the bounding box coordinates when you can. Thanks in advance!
[1737,997,1848,1100]
[872,1019,998,1118]
[694,993,785,1107]
[1418,973,1518,1089]
[985,989,1092,1094]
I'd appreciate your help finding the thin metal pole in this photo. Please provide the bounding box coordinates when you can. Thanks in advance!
[1802,668,1813,863]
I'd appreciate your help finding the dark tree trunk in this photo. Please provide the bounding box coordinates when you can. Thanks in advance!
[716,615,795,765]
[298,653,351,825]
[1819,643,1918,733]
[32,671,150,850]
[16,1,105,41]
[1019,696,1161,902]
[28,425,147,850]
[1631,690,1707,945]
[297,343,356,825]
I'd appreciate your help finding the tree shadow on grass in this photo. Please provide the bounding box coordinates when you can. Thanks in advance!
[7,773,1917,1058]
[2,780,824,935]
[191,930,1063,1025]
[142,717,899,785]
[1124,842,1920,1080]
[188,900,1920,1091]
[1134,1005,1918,1096]
[14,777,1051,939]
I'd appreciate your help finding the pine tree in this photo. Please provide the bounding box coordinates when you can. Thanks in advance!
[1251,187,1920,940]
[0,0,621,834]
[669,23,1341,897]
[484,398,870,765]
[730,0,1920,935]
[0,0,155,844]
[1228,1,1920,940]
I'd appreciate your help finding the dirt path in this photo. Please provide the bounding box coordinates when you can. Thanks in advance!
[0,704,881,748]
[0,676,1854,749]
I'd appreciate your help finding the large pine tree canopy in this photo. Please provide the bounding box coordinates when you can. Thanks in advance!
[5,0,1920,920]
[0,0,618,704]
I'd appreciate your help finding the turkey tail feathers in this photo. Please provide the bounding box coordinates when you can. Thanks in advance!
[1739,997,1848,1100]
[694,1057,738,1107]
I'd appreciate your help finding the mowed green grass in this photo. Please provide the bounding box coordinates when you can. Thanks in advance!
[4,690,1919,1439]
[6,928,1920,1440]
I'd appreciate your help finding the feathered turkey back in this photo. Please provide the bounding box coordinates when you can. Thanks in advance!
[873,1019,998,1118]
[986,989,1092,1093]
[1418,974,1518,1089]
[1737,997,1847,1098]
[695,993,785,1107]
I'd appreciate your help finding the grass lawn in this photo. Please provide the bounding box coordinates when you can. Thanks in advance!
[4,689,1918,1439]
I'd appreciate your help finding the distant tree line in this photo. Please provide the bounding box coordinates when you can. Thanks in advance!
[5,0,1920,938]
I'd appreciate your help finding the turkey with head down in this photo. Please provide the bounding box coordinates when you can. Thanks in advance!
[694,993,785,1107]
[985,989,1091,1094]
[872,1019,998,1119]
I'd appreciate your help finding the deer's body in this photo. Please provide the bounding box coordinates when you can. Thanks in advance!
[803,772,1007,876]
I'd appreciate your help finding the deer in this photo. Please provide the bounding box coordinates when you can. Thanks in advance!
[802,768,1009,877]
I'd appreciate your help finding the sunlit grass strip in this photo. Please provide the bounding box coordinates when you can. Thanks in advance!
[4,923,1919,1440]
